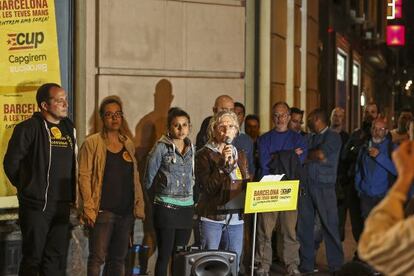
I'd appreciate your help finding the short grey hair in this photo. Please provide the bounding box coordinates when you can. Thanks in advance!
[207,110,239,143]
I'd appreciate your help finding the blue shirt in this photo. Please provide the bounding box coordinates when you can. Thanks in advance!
[257,129,307,178]
[306,128,342,186]
[355,138,397,197]
[233,132,255,176]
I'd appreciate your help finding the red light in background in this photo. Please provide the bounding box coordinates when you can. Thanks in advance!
[327,27,334,33]
[386,25,405,46]
[387,0,403,19]
[395,5,402,18]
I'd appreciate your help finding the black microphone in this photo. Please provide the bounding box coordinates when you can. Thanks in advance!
[225,137,232,166]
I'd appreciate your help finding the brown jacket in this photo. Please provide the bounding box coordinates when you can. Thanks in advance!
[78,132,145,223]
[196,146,249,221]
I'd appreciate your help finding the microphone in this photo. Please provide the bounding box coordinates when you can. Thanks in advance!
[224,137,232,166]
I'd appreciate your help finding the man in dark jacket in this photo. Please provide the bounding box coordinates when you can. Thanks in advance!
[3,83,76,276]
[341,102,379,243]
[297,108,344,274]
[195,95,234,150]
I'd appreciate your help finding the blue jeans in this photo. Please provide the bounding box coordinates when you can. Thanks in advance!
[199,220,244,269]
[87,211,134,276]
[297,185,344,273]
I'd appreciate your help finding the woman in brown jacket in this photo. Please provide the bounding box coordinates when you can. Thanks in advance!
[78,96,145,276]
[196,110,249,271]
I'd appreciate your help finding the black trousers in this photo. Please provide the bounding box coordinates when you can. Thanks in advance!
[347,182,364,243]
[18,202,70,276]
[154,227,192,276]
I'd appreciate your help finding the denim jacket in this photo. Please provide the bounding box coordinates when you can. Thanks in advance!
[306,127,342,186]
[145,135,195,200]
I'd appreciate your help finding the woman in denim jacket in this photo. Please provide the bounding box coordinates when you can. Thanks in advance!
[145,107,195,276]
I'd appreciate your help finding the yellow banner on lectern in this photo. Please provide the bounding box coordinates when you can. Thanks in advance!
[244,180,300,214]
[0,0,61,197]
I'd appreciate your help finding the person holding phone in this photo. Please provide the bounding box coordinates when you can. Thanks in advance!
[358,141,414,275]
[355,117,397,221]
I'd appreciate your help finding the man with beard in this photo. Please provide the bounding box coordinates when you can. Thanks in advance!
[341,103,379,244]
[355,118,397,221]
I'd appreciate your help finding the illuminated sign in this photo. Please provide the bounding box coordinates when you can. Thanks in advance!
[337,53,345,81]
[386,0,405,46]
[352,63,359,86]
[387,0,402,19]
[386,25,405,46]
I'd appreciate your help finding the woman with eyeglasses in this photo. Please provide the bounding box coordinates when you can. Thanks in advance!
[78,96,145,276]
[195,110,250,271]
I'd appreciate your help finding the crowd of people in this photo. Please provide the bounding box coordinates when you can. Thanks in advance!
[3,82,414,276]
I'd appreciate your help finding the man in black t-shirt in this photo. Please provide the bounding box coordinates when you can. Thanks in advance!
[4,83,76,276]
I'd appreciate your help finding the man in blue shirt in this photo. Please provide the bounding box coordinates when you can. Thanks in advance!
[355,117,397,219]
[297,108,344,274]
[255,102,306,276]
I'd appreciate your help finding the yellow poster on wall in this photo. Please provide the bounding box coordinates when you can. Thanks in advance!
[0,0,61,197]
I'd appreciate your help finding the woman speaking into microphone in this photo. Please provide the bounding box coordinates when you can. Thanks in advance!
[195,110,250,271]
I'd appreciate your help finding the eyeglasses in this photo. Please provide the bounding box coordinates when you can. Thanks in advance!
[273,113,289,119]
[104,111,123,118]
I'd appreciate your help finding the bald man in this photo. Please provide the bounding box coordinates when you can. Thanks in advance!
[195,95,234,149]
[355,118,397,220]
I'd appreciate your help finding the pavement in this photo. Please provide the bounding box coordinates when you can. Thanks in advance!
[266,211,358,276]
